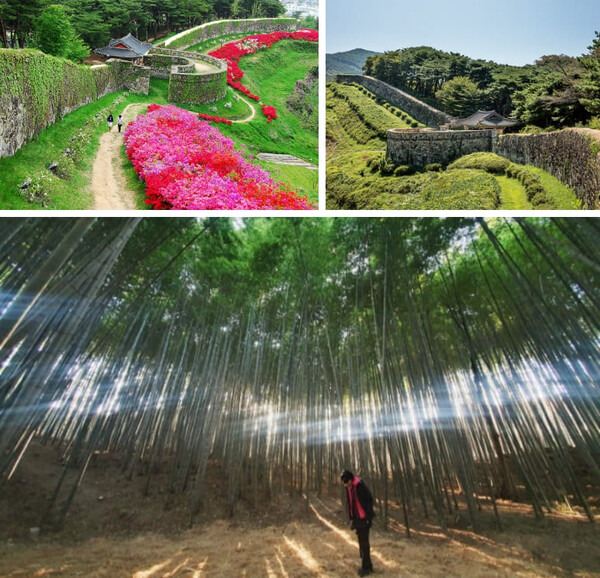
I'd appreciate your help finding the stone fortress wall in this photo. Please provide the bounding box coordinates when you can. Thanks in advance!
[495,130,600,208]
[333,75,599,207]
[0,51,148,158]
[387,128,497,167]
[163,17,299,50]
[335,74,453,129]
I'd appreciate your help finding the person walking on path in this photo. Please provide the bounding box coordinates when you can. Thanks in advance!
[341,470,375,576]
[107,113,114,131]
[117,114,123,133]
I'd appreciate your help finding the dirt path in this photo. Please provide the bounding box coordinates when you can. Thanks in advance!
[91,104,146,210]
[233,94,256,123]
[194,61,219,73]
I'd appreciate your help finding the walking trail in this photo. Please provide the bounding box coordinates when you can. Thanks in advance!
[91,103,146,210]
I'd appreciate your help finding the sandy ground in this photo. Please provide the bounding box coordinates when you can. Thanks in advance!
[0,443,599,578]
[92,104,146,210]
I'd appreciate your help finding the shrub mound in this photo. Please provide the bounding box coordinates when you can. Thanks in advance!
[448,152,511,174]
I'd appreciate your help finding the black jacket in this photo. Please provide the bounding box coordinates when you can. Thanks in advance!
[346,478,375,520]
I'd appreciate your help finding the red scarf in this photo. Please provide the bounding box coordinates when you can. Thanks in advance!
[347,477,367,519]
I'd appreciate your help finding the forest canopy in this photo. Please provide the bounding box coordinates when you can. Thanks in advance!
[0,217,599,531]
[363,32,600,129]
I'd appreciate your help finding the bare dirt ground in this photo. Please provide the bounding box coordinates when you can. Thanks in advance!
[92,104,147,210]
[1,443,598,577]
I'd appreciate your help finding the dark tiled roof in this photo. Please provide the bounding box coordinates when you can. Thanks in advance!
[457,110,518,127]
[94,47,141,59]
[94,33,153,59]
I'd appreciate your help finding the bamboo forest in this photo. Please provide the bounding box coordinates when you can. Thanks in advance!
[1,216,599,576]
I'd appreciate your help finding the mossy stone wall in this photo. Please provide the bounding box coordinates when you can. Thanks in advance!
[151,48,227,104]
[168,71,227,104]
[387,129,497,166]
[0,50,148,158]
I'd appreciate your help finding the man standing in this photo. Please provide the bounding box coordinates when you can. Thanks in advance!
[341,470,375,576]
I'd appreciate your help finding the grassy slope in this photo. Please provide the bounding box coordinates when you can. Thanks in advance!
[0,39,317,209]
[327,150,500,210]
[326,83,421,160]
[216,40,318,164]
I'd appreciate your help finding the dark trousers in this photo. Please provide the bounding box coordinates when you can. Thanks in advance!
[356,524,372,570]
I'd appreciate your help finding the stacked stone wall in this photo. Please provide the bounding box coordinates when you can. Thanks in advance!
[0,50,149,158]
[494,130,600,208]
[168,70,227,104]
[387,129,496,166]
[151,48,227,104]
[336,75,454,129]
[163,18,299,50]
[143,53,189,79]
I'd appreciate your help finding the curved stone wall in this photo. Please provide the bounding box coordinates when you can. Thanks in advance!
[163,18,299,50]
[150,48,228,104]
[336,75,454,129]
[387,128,496,166]
[495,130,600,209]
[168,69,227,104]
[143,53,190,79]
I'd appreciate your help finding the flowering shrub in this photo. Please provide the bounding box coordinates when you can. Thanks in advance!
[209,29,318,122]
[198,113,233,125]
[261,105,278,123]
[124,104,314,210]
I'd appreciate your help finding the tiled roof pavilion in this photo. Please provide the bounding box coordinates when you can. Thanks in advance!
[94,33,153,60]
[455,110,519,129]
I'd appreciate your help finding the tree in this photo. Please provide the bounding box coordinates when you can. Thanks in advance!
[579,31,600,116]
[1,0,40,47]
[435,76,482,117]
[34,4,89,60]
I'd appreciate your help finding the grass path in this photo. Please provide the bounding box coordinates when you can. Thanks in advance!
[496,175,532,209]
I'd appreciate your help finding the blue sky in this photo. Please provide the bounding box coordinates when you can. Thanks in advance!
[326,0,600,65]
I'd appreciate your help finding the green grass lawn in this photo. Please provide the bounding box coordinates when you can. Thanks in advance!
[496,176,532,209]
[0,38,317,209]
